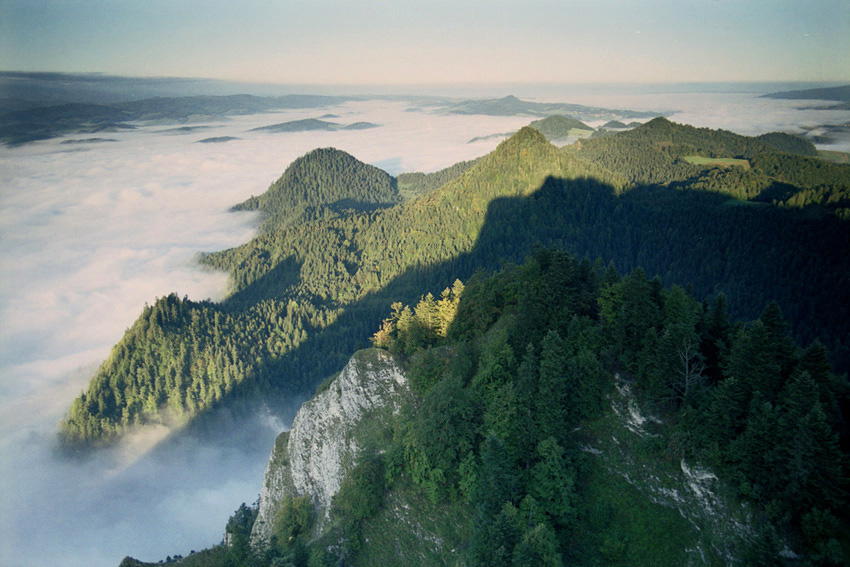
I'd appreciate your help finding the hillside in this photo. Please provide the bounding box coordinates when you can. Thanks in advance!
[569,117,848,207]
[233,147,402,230]
[140,250,848,567]
[60,120,850,452]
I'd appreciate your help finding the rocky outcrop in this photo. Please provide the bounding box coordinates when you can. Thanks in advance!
[250,348,408,545]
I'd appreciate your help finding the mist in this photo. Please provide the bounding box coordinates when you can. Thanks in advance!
[0,100,533,567]
[1,87,847,567]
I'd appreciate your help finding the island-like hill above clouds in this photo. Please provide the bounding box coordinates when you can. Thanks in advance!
[233,147,402,230]
[762,84,850,102]
[527,115,594,139]
[446,94,658,121]
[248,118,380,134]
[466,114,595,145]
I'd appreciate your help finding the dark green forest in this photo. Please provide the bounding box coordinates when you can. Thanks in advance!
[339,250,847,566]
[151,249,848,566]
[60,119,850,461]
[527,115,594,140]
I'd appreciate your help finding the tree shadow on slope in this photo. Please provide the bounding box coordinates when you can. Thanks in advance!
[149,171,850,455]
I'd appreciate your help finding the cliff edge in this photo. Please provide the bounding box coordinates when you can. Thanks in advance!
[250,348,408,544]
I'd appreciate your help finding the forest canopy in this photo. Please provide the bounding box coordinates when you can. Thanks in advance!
[60,119,850,457]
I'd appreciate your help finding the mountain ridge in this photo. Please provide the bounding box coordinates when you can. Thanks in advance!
[60,120,850,455]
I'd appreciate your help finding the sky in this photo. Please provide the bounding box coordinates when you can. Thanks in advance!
[1,0,848,85]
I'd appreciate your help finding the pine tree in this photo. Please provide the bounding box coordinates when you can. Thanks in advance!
[529,437,577,527]
[536,331,568,440]
[701,292,732,384]
[726,321,782,401]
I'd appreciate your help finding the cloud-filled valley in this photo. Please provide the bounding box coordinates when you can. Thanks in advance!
[0,100,535,567]
[1,87,849,567]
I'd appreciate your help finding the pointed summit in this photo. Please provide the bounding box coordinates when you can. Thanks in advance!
[234,147,400,229]
[505,125,550,146]
[482,126,559,171]
[641,116,674,129]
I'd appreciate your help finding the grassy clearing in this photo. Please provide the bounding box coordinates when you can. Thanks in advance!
[683,155,751,169]
[818,149,850,164]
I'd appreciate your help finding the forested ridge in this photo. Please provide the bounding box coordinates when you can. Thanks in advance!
[147,249,849,567]
[61,119,850,450]
[337,251,847,566]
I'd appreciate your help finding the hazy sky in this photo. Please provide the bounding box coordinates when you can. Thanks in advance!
[1,0,847,85]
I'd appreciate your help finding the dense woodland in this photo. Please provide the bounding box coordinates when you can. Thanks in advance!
[61,118,850,466]
[157,249,848,566]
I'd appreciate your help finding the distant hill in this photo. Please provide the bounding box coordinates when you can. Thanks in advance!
[446,94,658,121]
[528,115,593,141]
[602,119,628,129]
[343,121,380,130]
[196,136,239,144]
[0,93,353,145]
[226,118,379,133]
[60,137,119,145]
[762,84,850,102]
[249,118,342,133]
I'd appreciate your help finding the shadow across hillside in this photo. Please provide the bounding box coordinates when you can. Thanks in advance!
[123,169,850,460]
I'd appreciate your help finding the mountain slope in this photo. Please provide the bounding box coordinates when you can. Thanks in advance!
[213,249,847,567]
[61,121,850,450]
[569,117,849,209]
[251,348,410,544]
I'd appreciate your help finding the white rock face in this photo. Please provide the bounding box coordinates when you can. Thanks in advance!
[251,348,408,544]
[582,375,753,565]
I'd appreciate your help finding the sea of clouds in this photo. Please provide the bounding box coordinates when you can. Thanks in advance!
[0,89,847,567]
[0,101,533,567]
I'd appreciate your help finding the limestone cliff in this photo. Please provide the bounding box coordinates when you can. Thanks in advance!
[250,348,408,544]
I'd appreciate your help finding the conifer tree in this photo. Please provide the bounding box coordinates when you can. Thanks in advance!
[536,331,568,441]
